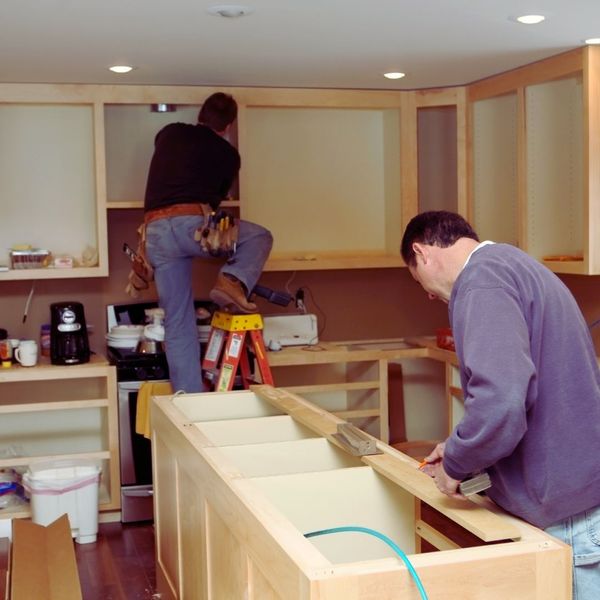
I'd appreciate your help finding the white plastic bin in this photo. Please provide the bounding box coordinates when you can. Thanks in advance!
[23,458,101,544]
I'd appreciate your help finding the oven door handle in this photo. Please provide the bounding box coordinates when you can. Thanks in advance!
[123,488,154,498]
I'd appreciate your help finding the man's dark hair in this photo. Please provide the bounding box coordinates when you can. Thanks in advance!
[198,93,238,132]
[400,211,479,266]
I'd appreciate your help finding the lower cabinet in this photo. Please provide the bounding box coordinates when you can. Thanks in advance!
[0,357,120,518]
[152,386,570,600]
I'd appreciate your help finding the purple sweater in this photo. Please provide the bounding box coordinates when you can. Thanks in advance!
[445,243,600,528]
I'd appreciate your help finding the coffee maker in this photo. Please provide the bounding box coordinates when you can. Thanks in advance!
[50,301,90,365]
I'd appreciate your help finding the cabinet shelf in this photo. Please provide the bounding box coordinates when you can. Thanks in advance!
[0,399,109,414]
[0,450,111,469]
[106,199,240,210]
[0,266,108,280]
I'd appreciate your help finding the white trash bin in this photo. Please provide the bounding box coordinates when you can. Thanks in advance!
[23,458,101,544]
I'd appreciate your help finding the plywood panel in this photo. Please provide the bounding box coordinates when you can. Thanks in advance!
[206,501,248,599]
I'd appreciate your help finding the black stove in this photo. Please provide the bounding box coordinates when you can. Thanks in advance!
[106,300,215,383]
[106,345,169,381]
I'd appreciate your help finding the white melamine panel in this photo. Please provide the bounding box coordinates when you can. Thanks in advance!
[193,415,319,447]
[0,104,96,265]
[104,105,201,203]
[173,390,283,421]
[526,76,583,259]
[207,438,361,478]
[472,94,518,245]
[243,107,401,255]
[250,466,415,563]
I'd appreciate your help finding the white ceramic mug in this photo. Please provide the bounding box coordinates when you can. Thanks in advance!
[15,340,38,367]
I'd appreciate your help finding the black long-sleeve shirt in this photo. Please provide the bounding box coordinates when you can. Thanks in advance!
[144,122,240,212]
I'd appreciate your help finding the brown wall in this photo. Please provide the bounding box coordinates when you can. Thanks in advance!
[2,210,600,356]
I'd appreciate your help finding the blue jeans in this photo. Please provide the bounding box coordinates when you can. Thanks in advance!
[545,505,600,600]
[145,214,273,393]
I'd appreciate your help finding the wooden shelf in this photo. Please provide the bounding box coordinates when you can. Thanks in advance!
[0,266,108,280]
[106,199,240,210]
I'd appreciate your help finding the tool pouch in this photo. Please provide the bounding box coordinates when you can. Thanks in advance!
[125,224,155,298]
[194,208,239,258]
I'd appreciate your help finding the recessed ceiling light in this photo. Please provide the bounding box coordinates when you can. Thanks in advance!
[515,14,545,25]
[207,4,253,18]
[584,38,600,45]
[109,65,134,74]
[384,72,406,80]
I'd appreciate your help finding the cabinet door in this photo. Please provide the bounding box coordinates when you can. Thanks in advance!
[0,104,105,278]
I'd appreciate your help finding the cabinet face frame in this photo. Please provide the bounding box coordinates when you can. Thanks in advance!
[467,46,600,274]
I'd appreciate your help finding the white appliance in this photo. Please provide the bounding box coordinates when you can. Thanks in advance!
[262,314,319,347]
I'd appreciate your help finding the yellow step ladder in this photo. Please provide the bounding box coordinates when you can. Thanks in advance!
[202,311,274,391]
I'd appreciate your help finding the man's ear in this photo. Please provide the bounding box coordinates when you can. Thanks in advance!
[412,242,428,263]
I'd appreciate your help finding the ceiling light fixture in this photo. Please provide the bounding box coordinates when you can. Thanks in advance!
[515,14,545,25]
[207,4,253,18]
[109,65,134,74]
[384,72,406,80]
[584,38,600,45]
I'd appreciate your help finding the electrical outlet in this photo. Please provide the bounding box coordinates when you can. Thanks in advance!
[295,289,306,313]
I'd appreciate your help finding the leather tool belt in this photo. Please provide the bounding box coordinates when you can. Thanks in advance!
[144,202,208,225]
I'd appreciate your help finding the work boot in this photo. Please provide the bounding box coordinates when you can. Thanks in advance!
[210,273,257,314]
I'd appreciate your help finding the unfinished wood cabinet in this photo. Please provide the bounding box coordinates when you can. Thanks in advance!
[468,45,600,274]
[0,356,120,518]
[152,385,571,600]
[0,92,108,280]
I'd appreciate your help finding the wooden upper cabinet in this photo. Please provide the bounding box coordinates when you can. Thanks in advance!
[0,95,108,280]
[468,46,600,275]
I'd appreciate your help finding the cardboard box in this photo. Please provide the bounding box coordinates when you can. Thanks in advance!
[10,514,82,599]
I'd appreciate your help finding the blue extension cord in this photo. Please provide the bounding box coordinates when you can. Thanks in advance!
[304,525,429,600]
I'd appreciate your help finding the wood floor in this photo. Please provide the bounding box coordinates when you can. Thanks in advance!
[74,521,158,600]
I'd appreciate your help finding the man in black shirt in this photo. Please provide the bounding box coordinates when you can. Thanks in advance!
[143,92,273,392]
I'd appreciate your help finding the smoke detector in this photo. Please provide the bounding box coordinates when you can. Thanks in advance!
[207,4,253,18]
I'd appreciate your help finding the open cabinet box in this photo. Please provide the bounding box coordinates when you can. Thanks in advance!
[152,386,571,600]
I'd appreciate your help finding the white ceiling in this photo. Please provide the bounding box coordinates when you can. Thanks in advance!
[2,0,600,90]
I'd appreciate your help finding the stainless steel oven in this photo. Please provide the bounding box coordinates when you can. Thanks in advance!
[117,379,165,523]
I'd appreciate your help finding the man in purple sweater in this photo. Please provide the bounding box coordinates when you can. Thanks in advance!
[401,211,600,599]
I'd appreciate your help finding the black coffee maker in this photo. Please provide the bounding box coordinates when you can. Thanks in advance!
[50,301,90,365]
